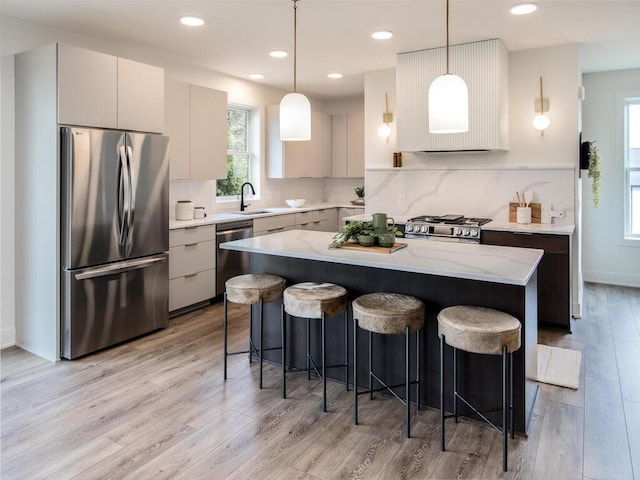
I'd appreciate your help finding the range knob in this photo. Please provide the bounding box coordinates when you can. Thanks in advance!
[462,228,471,236]
[421,225,429,233]
[455,227,463,236]
[470,229,479,237]
[405,224,414,233]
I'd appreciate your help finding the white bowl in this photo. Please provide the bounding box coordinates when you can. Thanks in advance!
[285,198,306,208]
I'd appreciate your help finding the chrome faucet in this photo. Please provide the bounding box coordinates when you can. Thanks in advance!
[239,182,255,211]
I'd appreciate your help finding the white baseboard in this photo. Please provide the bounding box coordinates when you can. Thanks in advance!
[1,327,16,349]
[583,270,640,288]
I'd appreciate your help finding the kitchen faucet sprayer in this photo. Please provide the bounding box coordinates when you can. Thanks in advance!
[240,182,256,211]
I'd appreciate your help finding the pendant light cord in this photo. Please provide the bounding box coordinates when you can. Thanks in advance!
[445,0,450,74]
[293,0,298,93]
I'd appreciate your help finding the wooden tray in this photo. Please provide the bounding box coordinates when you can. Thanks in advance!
[339,242,408,254]
[508,202,541,223]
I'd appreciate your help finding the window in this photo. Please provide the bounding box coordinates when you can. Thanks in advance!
[216,104,257,200]
[625,97,640,238]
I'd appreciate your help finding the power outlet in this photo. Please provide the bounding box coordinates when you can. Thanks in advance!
[398,194,406,206]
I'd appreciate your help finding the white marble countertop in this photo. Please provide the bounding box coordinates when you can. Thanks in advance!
[482,221,575,235]
[220,229,543,286]
[342,214,574,236]
[169,203,363,230]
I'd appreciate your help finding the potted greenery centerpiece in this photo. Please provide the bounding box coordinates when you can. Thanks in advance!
[329,220,374,248]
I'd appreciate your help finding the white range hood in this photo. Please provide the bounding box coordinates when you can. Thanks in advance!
[397,38,509,152]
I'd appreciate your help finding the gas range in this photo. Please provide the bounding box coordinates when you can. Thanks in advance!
[404,214,492,243]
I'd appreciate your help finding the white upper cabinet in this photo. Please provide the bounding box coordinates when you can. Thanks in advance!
[397,38,509,152]
[58,44,118,128]
[266,106,331,178]
[57,44,164,133]
[117,57,164,133]
[165,79,228,180]
[331,112,364,177]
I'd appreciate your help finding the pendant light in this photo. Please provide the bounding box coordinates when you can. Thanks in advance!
[280,0,311,141]
[428,0,468,134]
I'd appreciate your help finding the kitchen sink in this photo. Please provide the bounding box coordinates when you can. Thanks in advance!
[232,207,293,215]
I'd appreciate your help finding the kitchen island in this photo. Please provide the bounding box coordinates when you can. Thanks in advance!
[221,229,543,434]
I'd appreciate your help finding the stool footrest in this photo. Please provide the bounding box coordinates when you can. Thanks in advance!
[356,380,419,397]
[451,392,505,435]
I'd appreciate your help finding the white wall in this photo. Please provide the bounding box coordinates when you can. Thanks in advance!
[582,68,640,287]
[1,54,15,347]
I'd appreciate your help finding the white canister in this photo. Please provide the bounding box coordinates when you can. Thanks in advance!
[516,207,532,224]
[175,200,194,220]
[193,206,206,219]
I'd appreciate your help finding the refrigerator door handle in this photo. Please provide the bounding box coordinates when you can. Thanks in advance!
[125,144,135,250]
[74,255,167,280]
[117,145,130,247]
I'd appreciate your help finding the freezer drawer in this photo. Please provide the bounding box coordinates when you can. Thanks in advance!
[61,254,169,359]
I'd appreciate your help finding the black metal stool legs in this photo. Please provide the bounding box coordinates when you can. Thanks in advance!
[354,317,359,425]
[282,304,287,399]
[405,325,410,438]
[224,293,229,380]
[259,298,264,389]
[440,333,445,451]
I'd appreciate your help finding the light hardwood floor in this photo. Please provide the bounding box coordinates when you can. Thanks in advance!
[1,283,639,479]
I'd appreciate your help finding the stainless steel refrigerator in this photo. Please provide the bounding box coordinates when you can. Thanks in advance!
[61,126,169,359]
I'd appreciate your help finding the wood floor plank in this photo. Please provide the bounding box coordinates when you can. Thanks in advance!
[623,399,640,479]
[584,375,634,479]
[615,340,640,403]
[531,400,584,480]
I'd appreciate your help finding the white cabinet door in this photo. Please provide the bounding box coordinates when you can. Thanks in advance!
[331,114,348,177]
[331,112,364,178]
[57,44,117,128]
[190,84,228,180]
[267,106,329,178]
[347,111,364,177]
[117,57,164,133]
[165,79,191,179]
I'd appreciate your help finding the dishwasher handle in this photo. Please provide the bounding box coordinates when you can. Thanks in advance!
[216,227,253,237]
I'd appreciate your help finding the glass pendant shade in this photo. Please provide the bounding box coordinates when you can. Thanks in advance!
[378,124,391,139]
[280,92,311,141]
[532,114,550,131]
[428,73,469,133]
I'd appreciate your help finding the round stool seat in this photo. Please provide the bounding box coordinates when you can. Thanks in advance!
[225,273,286,305]
[283,282,347,318]
[352,293,424,335]
[438,306,521,355]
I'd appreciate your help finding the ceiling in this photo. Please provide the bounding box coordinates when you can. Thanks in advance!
[2,0,640,99]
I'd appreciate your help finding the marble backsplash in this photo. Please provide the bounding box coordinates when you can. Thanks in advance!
[365,167,576,224]
[169,177,364,218]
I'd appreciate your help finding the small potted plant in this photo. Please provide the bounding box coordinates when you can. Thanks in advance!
[352,186,365,206]
[377,224,403,248]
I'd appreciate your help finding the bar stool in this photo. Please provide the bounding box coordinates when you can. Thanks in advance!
[438,305,522,472]
[352,292,425,438]
[281,282,348,412]
[224,273,286,389]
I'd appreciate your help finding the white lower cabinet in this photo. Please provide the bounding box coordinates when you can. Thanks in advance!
[169,225,216,312]
[253,214,297,237]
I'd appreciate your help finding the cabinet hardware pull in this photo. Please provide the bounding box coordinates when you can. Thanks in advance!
[184,273,198,278]
[514,232,533,236]
[185,243,198,247]
[267,227,285,233]
[185,226,198,230]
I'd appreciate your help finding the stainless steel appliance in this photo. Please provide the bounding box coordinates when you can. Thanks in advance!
[404,214,492,243]
[61,126,169,359]
[216,219,254,296]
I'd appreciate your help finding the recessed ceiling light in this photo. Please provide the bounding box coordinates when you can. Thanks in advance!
[510,3,538,15]
[180,15,204,27]
[371,30,393,40]
[269,50,288,58]
[328,73,343,79]
[249,73,265,80]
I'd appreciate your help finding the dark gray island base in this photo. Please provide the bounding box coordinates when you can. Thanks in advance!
[222,230,541,435]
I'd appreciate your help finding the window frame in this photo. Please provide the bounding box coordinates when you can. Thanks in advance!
[216,103,260,203]
[623,94,640,240]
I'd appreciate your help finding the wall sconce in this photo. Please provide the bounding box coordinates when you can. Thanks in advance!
[532,76,550,135]
[378,92,393,142]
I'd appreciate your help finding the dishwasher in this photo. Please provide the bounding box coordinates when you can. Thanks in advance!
[216,219,254,296]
